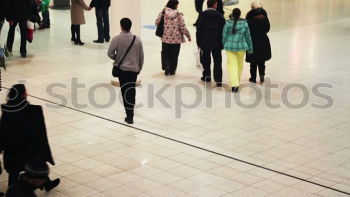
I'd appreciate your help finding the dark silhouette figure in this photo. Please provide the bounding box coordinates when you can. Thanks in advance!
[196,0,226,86]
[89,0,111,43]
[246,8,271,83]
[0,84,60,191]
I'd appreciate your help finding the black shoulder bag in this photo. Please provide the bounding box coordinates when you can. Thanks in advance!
[112,35,136,77]
[156,10,165,38]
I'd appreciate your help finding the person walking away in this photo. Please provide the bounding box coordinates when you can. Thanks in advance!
[39,0,50,29]
[195,0,223,25]
[196,0,226,87]
[222,8,253,92]
[89,0,111,43]
[5,0,32,58]
[108,18,144,124]
[246,1,271,83]
[70,0,91,45]
[0,84,60,191]
[155,0,191,76]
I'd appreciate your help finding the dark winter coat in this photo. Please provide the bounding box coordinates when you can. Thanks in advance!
[196,8,226,50]
[4,0,32,21]
[0,102,55,173]
[245,8,271,63]
[89,0,110,9]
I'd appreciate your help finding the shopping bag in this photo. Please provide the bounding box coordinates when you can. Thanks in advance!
[155,10,165,38]
[194,48,203,70]
[223,0,239,6]
[27,21,35,43]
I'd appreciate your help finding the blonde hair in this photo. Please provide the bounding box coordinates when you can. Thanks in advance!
[251,1,263,9]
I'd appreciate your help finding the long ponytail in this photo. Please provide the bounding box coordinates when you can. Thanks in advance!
[231,8,241,34]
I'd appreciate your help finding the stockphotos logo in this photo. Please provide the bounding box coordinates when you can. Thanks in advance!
[41,78,334,118]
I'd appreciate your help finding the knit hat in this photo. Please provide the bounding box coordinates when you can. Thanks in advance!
[24,162,49,179]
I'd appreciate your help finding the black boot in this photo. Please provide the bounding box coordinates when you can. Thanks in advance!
[249,78,256,83]
[260,76,265,83]
[125,116,134,124]
[44,178,60,192]
[74,25,84,46]
[71,25,76,43]
[232,87,239,93]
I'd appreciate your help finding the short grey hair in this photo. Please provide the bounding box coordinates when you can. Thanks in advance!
[251,1,263,9]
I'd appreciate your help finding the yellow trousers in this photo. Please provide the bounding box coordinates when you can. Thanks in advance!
[226,51,246,87]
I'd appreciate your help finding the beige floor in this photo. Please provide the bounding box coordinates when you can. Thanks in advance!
[1,0,350,196]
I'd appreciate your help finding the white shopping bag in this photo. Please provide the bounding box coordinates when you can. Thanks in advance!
[194,48,203,70]
[223,0,239,6]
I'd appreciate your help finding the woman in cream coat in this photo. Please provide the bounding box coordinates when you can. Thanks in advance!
[70,0,91,45]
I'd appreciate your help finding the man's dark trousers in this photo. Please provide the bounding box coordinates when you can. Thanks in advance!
[95,8,110,41]
[6,20,27,54]
[250,62,265,81]
[118,69,138,118]
[201,48,223,83]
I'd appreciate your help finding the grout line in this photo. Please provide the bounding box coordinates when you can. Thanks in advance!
[1,86,349,196]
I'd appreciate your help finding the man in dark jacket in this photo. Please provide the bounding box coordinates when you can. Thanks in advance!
[0,84,58,189]
[90,0,111,43]
[196,0,226,86]
[5,0,32,58]
[246,4,271,83]
[195,0,223,25]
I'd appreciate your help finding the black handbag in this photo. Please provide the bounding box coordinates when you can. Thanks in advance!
[155,10,165,38]
[112,35,136,77]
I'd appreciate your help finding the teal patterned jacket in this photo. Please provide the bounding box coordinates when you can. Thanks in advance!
[222,19,253,54]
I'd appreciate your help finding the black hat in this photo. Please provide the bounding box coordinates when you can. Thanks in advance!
[24,162,49,179]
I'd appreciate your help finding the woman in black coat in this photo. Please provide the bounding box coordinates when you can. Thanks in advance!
[0,84,59,190]
[246,6,271,83]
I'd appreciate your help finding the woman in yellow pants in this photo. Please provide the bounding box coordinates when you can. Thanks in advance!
[222,8,253,92]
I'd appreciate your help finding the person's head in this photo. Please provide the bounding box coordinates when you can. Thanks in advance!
[166,0,179,10]
[230,8,241,33]
[7,84,27,105]
[120,18,132,32]
[207,0,217,9]
[251,1,263,9]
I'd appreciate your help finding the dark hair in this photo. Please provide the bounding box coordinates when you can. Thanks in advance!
[166,0,179,10]
[120,18,132,32]
[231,8,241,34]
[207,0,217,8]
[7,84,26,105]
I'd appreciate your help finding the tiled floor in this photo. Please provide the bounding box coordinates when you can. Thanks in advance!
[1,0,350,196]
